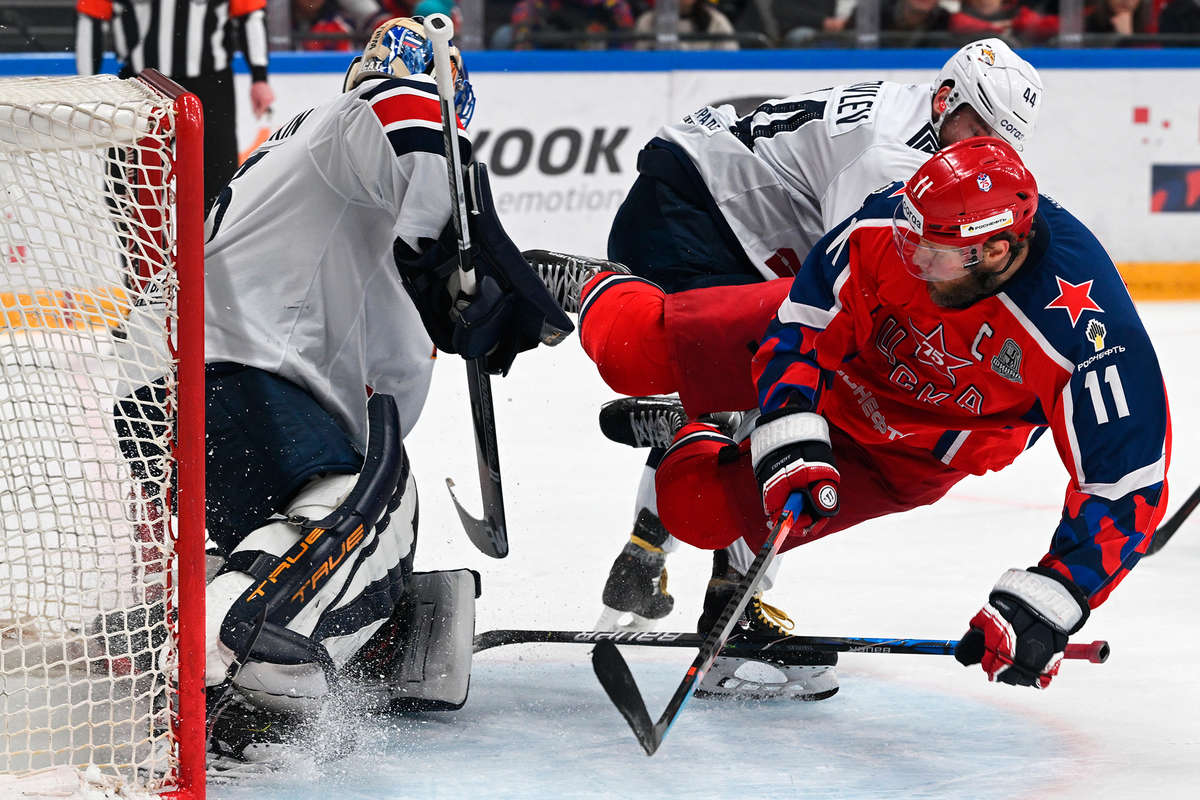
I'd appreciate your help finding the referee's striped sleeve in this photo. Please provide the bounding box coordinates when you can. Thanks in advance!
[232,1,269,83]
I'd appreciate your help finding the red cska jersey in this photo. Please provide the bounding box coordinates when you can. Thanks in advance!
[753,182,1171,606]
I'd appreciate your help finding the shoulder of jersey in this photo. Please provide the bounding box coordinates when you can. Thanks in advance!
[856,180,907,223]
[354,75,443,125]
[351,75,471,160]
[828,80,933,146]
[1000,194,1134,360]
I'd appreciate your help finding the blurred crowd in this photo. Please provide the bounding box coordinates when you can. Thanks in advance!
[289,0,1200,50]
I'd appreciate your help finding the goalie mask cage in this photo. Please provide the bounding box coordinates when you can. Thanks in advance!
[0,73,204,799]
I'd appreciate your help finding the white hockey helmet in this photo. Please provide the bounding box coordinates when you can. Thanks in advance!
[342,16,476,127]
[931,38,1042,152]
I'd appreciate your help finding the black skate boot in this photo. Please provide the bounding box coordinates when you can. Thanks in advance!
[596,508,675,632]
[523,249,631,314]
[694,550,838,702]
[205,689,313,775]
[599,396,689,450]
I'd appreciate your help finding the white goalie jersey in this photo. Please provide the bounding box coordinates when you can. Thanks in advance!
[204,74,471,447]
[657,80,938,279]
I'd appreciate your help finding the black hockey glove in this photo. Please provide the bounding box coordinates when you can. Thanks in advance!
[955,567,1090,689]
[394,162,573,375]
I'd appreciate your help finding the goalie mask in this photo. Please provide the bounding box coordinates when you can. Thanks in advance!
[343,16,477,128]
[932,38,1042,153]
[892,137,1038,282]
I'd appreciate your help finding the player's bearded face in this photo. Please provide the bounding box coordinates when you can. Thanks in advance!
[922,241,1012,309]
[925,265,1008,309]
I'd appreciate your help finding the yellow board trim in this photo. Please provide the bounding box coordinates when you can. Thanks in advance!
[1117,262,1200,301]
[0,287,132,331]
[1,263,1192,333]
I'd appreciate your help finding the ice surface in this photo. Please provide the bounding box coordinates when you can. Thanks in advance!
[210,302,1199,800]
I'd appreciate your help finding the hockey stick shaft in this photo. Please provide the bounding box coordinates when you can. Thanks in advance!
[592,510,798,755]
[475,629,1111,664]
[1145,482,1199,556]
[424,13,473,292]
[424,14,508,558]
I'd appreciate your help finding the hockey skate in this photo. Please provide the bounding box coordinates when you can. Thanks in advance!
[522,249,631,314]
[694,550,838,702]
[205,689,326,777]
[599,396,689,450]
[596,509,675,632]
[600,395,747,450]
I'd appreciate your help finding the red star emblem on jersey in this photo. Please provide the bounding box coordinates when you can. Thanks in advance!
[908,319,973,386]
[1045,276,1103,327]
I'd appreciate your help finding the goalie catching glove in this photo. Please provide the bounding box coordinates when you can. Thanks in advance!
[394,161,573,375]
[955,567,1090,689]
[750,408,841,530]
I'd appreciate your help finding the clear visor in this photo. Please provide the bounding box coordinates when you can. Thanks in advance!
[891,203,982,282]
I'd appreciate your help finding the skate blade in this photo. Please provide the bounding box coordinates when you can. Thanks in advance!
[595,606,660,633]
[694,684,839,702]
[694,658,839,702]
[207,741,319,780]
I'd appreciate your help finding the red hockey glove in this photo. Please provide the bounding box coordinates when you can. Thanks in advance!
[749,409,840,528]
[955,568,1090,689]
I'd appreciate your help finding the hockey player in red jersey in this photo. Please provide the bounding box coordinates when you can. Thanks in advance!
[533,37,1046,635]
[578,137,1170,697]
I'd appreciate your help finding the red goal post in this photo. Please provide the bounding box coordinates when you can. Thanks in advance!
[0,71,204,799]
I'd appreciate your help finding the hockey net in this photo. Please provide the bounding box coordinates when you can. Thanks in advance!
[0,74,204,799]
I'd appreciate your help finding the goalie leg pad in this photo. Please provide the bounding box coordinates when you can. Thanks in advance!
[207,394,415,715]
[345,569,479,711]
[386,569,478,711]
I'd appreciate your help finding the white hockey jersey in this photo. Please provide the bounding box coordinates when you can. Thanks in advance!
[204,74,470,448]
[657,80,938,279]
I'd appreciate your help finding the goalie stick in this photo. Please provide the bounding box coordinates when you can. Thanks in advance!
[474,629,1111,664]
[591,509,799,756]
[425,14,508,559]
[1145,482,1199,557]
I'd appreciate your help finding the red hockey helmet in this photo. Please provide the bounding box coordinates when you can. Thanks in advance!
[892,136,1038,281]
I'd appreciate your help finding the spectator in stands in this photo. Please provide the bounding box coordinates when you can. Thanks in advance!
[949,0,1058,44]
[633,0,738,50]
[726,0,839,46]
[1159,0,1200,36]
[511,0,636,49]
[1085,0,1149,34]
[294,0,370,50]
[830,0,953,46]
[411,0,458,22]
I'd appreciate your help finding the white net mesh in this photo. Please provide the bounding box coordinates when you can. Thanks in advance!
[0,75,185,795]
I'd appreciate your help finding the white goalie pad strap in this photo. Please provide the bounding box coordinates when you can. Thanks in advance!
[750,411,830,470]
[993,568,1084,634]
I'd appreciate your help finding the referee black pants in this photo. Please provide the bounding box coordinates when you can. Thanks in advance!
[174,68,238,214]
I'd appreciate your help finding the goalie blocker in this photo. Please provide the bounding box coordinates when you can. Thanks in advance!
[204,384,477,720]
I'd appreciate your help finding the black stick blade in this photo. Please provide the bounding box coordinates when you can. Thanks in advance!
[445,477,508,558]
[591,641,659,755]
[1145,482,1199,556]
